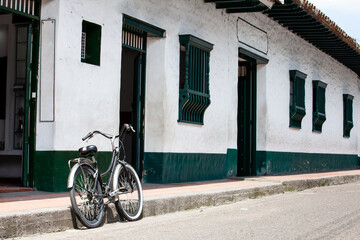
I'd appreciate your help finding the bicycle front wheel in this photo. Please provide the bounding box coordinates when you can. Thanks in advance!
[69,164,104,228]
[112,163,143,221]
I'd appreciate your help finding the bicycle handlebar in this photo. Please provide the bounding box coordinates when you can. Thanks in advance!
[123,124,135,133]
[82,124,136,142]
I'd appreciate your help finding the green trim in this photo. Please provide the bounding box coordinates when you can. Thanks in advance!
[123,14,165,38]
[343,94,354,138]
[179,35,213,52]
[239,47,269,64]
[289,70,307,129]
[312,80,327,133]
[0,6,40,20]
[33,151,113,192]
[256,151,358,175]
[143,152,228,183]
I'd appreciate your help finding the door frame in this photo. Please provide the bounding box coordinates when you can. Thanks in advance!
[237,53,257,176]
[121,15,165,179]
[24,19,40,187]
[121,26,147,178]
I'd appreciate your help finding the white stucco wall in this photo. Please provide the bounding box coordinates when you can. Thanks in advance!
[37,0,239,154]
[37,0,359,157]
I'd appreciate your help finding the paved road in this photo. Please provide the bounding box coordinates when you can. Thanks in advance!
[17,182,360,240]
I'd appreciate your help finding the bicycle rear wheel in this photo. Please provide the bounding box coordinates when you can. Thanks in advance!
[69,164,104,228]
[112,163,143,221]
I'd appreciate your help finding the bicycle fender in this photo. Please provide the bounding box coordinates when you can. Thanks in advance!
[67,163,94,189]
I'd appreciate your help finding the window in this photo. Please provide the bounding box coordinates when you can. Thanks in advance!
[312,81,327,132]
[289,70,306,128]
[178,35,213,125]
[343,94,354,137]
[81,20,101,66]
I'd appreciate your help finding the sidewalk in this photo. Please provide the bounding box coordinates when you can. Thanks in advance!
[1,169,360,239]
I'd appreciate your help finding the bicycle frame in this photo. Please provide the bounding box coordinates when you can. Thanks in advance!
[67,124,134,200]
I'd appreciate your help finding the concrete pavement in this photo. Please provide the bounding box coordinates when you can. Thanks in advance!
[1,169,360,239]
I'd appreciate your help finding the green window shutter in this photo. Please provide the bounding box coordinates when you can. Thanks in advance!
[312,80,327,132]
[178,35,213,125]
[296,77,305,108]
[343,94,354,138]
[289,70,307,129]
[81,20,101,66]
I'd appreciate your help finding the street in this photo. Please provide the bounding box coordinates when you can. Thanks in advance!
[17,182,360,240]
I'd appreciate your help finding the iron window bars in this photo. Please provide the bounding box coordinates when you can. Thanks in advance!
[178,34,213,125]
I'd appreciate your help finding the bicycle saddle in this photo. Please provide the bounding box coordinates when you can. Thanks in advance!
[78,145,98,156]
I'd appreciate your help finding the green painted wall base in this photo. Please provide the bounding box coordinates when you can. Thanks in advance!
[32,149,359,191]
[256,151,359,175]
[226,148,237,177]
[143,151,238,184]
[33,151,112,192]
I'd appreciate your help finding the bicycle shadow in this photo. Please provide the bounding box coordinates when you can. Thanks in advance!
[70,203,126,229]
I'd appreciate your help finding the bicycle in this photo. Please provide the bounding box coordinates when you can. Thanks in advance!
[67,123,143,228]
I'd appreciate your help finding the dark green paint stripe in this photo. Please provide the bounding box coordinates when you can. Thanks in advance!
[143,152,229,184]
[32,150,359,191]
[33,151,112,192]
[256,151,359,176]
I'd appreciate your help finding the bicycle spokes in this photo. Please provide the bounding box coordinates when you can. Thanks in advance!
[74,167,101,221]
[117,168,139,214]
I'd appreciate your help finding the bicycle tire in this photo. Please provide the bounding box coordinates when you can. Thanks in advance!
[112,163,143,221]
[69,164,104,228]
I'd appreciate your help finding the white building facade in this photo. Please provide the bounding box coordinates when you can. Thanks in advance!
[0,0,359,191]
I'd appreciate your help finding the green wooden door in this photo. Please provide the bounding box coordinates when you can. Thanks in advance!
[23,23,33,186]
[134,53,142,175]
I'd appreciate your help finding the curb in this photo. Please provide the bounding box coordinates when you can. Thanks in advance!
[1,174,360,239]
[143,183,283,217]
[281,174,360,192]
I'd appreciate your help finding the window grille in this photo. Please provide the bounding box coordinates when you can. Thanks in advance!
[0,0,36,16]
[122,25,145,52]
[178,34,213,125]
[343,94,354,137]
[312,80,327,132]
[81,32,86,60]
[289,70,307,129]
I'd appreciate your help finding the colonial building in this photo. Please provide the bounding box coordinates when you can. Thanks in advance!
[1,0,359,191]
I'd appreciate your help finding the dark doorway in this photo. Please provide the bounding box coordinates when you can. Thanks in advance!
[237,57,256,176]
[0,15,33,187]
[120,47,144,175]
